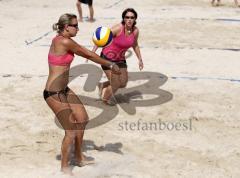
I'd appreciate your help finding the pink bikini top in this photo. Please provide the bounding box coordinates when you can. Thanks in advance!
[102,25,136,61]
[48,36,74,66]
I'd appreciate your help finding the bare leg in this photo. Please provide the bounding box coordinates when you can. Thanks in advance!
[98,81,110,99]
[76,1,83,22]
[65,89,92,166]
[75,130,84,162]
[61,130,75,175]
[89,5,94,22]
[45,94,77,175]
[211,0,215,6]
[101,68,128,105]
[45,88,88,174]
[102,71,121,102]
[74,129,94,166]
[118,68,128,88]
[234,0,239,7]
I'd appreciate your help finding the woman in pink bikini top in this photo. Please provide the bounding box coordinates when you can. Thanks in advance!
[93,8,144,105]
[43,13,120,175]
[48,35,74,66]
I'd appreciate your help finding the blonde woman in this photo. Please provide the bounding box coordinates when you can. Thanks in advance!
[43,13,120,175]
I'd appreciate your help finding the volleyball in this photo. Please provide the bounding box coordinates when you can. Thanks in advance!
[92,26,113,47]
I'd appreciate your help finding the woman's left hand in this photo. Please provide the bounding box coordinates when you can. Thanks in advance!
[139,60,144,71]
[111,64,121,75]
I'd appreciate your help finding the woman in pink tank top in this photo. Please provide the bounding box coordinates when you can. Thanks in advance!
[43,13,120,175]
[93,8,144,105]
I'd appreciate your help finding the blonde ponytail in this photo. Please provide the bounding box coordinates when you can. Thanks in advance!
[52,23,59,31]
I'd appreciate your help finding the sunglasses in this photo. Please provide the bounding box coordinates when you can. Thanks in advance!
[124,16,135,19]
[68,24,79,29]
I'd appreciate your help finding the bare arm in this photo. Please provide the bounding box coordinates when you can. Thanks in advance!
[92,45,98,52]
[86,45,98,63]
[132,28,143,70]
[85,44,98,63]
[62,38,120,73]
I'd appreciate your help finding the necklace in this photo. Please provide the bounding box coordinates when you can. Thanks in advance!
[125,25,132,34]
[126,28,132,34]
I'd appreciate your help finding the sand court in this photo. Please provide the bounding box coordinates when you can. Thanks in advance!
[0,0,240,177]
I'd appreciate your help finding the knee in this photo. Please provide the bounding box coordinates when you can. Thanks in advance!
[120,81,127,88]
[119,79,128,88]
[71,112,89,124]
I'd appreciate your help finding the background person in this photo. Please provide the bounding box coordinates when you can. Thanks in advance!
[76,0,94,22]
[211,0,221,6]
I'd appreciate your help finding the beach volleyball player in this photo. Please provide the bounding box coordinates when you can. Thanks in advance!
[93,8,144,105]
[43,13,120,175]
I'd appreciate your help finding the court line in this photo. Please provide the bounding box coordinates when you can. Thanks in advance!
[1,74,240,83]
[37,44,240,51]
[24,17,240,46]
[104,0,124,9]
[170,76,240,83]
[25,31,53,46]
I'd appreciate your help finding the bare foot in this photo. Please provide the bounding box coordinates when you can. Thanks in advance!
[76,159,95,167]
[75,154,95,167]
[87,17,96,23]
[89,19,95,23]
[61,167,73,176]
[78,18,83,22]
[102,97,117,106]
[98,83,104,99]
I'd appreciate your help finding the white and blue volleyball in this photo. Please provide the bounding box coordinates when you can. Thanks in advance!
[92,26,113,47]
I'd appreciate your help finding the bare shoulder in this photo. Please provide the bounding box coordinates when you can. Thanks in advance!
[111,23,122,36]
[111,23,122,30]
[55,37,78,52]
[133,26,139,34]
[60,37,74,46]
[60,37,78,49]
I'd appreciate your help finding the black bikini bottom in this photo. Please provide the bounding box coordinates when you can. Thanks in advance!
[43,86,70,101]
[100,53,127,70]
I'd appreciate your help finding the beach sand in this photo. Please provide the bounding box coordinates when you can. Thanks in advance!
[0,0,240,177]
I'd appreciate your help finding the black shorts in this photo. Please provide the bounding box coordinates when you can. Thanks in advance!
[79,0,93,6]
[100,53,127,70]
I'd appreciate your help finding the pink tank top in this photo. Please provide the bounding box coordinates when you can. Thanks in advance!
[102,25,135,61]
[48,36,74,66]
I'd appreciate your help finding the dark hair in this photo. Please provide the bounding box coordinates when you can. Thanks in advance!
[53,13,77,33]
[121,8,138,27]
